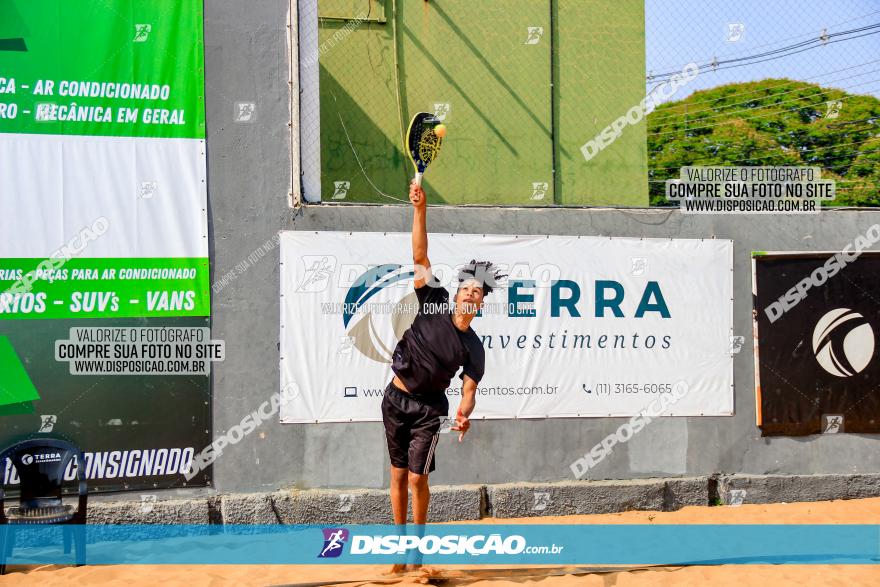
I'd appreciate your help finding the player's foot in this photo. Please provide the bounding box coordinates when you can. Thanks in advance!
[386,563,407,575]
[410,565,442,576]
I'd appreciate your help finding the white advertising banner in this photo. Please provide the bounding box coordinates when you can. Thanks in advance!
[280,231,734,422]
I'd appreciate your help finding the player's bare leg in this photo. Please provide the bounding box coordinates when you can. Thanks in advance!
[409,471,430,524]
[390,466,409,524]
[387,466,409,574]
[405,471,431,571]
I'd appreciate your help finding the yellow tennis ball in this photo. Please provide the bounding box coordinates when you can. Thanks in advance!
[434,124,447,138]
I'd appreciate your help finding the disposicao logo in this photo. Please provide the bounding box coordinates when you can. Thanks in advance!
[317,528,564,559]
[342,265,417,363]
[348,533,531,555]
[318,528,349,558]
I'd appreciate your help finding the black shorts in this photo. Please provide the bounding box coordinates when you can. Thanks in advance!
[381,381,449,475]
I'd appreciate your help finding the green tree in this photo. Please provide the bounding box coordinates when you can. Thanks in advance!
[648,79,880,206]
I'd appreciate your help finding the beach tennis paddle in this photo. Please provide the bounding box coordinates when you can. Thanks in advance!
[406,112,445,187]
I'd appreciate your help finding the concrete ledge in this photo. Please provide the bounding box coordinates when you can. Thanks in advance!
[220,492,280,524]
[87,497,210,524]
[486,477,709,518]
[487,479,667,518]
[15,474,880,525]
[718,474,880,505]
[430,484,485,521]
[5,498,210,548]
[271,485,483,524]
[664,476,711,509]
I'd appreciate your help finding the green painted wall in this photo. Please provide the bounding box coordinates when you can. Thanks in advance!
[555,0,648,205]
[317,0,646,205]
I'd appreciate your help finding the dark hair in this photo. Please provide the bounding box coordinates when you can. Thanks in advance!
[457,260,507,297]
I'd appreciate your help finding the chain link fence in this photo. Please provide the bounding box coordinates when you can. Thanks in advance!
[646,0,880,206]
[299,0,646,206]
[298,0,880,207]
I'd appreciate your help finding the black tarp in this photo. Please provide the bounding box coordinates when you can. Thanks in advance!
[754,253,880,436]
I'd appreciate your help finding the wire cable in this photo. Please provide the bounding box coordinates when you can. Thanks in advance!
[647,58,880,117]
[334,103,409,203]
[648,24,880,81]
[646,8,880,73]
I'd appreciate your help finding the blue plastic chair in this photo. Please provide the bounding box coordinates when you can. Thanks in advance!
[0,436,88,574]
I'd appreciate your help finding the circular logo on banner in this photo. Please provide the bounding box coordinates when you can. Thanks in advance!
[343,265,419,363]
[812,308,875,377]
[21,454,34,465]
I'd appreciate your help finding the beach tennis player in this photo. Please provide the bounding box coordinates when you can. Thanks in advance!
[382,181,504,545]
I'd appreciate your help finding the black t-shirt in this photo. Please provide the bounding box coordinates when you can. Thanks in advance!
[391,282,485,403]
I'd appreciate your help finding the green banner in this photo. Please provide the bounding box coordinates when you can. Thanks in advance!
[0,0,205,138]
[0,258,210,319]
[0,1,211,494]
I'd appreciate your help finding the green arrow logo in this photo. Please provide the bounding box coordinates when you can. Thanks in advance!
[0,0,29,51]
[0,336,40,413]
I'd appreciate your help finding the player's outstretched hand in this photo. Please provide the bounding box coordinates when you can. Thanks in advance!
[409,181,426,209]
[452,410,470,442]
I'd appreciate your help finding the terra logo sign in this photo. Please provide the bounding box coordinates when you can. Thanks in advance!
[343,265,418,364]
[812,308,875,377]
[21,452,62,465]
[318,528,349,558]
[340,264,671,363]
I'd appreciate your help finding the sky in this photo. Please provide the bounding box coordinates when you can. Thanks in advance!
[645,0,880,102]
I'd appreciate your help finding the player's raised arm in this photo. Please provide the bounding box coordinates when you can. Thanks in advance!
[410,181,432,288]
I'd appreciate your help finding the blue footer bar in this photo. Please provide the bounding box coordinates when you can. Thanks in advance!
[1,524,878,565]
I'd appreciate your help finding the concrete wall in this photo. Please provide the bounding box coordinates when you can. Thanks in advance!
[204,1,880,495]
